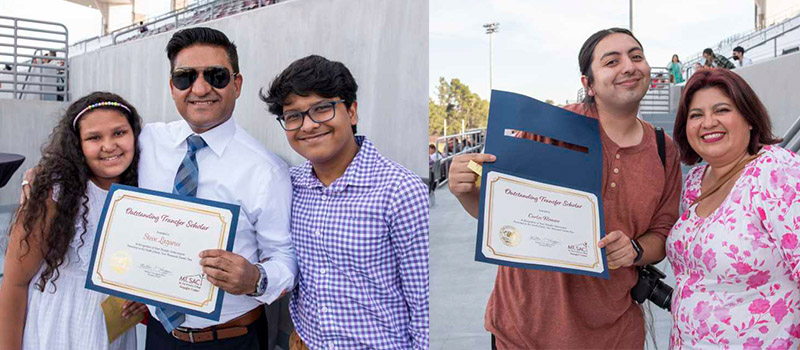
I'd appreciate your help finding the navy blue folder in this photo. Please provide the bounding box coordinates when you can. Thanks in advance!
[475,90,608,279]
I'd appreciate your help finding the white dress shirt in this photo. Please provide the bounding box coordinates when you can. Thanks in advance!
[138,117,297,328]
[736,57,753,68]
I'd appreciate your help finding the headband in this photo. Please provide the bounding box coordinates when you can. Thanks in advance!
[73,101,132,130]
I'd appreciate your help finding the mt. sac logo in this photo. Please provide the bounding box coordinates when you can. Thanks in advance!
[567,242,589,257]
[178,273,205,292]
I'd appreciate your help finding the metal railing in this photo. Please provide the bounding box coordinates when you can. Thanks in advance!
[71,0,278,56]
[740,22,800,61]
[575,67,672,114]
[780,114,800,153]
[640,67,671,114]
[429,129,486,195]
[684,13,800,80]
[0,16,69,100]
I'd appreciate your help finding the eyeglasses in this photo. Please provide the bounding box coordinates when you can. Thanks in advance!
[276,100,347,131]
[171,67,237,90]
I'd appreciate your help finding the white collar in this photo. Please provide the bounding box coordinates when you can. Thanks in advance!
[173,117,236,157]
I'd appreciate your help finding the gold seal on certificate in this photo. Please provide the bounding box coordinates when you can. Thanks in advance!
[481,171,605,275]
[85,184,239,321]
[498,225,520,247]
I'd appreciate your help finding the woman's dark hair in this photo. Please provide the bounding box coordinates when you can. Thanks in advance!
[166,27,239,74]
[260,55,358,134]
[673,68,781,165]
[578,27,644,109]
[672,54,680,63]
[16,91,142,292]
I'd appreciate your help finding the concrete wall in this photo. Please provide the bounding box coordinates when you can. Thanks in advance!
[0,100,69,209]
[70,0,428,175]
[733,51,800,136]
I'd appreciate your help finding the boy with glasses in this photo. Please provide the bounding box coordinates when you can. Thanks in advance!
[261,55,429,350]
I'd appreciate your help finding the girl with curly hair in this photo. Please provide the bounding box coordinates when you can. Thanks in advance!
[0,92,148,350]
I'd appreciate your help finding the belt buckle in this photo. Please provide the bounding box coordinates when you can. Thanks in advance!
[174,327,196,344]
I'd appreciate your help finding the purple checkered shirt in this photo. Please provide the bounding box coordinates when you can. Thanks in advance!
[289,136,429,350]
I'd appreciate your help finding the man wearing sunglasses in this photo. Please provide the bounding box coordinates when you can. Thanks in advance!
[261,55,429,350]
[138,27,297,350]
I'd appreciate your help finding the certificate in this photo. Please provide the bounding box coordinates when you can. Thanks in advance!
[481,171,604,274]
[475,90,609,278]
[85,184,239,321]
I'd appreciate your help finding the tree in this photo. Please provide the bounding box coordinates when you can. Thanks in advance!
[429,98,446,137]
[429,77,489,136]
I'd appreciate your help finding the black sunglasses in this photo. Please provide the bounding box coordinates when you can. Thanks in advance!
[171,67,237,90]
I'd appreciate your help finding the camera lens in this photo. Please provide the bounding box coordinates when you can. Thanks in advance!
[648,281,673,312]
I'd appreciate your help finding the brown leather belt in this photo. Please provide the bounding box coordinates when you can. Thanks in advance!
[171,307,262,343]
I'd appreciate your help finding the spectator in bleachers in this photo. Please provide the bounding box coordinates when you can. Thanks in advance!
[429,144,442,165]
[44,51,66,102]
[702,48,735,69]
[39,52,60,102]
[0,64,11,89]
[40,52,50,65]
[669,67,798,348]
[733,46,753,68]
[668,54,684,84]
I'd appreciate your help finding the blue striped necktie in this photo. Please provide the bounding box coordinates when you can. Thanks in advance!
[157,134,207,333]
[173,135,207,197]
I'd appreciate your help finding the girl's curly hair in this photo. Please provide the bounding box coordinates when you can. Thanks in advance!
[16,91,142,292]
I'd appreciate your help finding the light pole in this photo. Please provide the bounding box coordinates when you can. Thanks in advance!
[629,0,633,32]
[483,22,499,93]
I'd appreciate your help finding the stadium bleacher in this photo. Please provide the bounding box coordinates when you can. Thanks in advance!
[684,12,800,76]
[78,0,278,51]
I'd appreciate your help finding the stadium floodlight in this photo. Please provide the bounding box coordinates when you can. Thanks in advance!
[483,22,499,94]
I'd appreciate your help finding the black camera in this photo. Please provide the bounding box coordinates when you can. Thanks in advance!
[631,264,673,312]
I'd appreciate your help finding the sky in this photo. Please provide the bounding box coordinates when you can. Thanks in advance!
[0,0,172,44]
[430,0,758,104]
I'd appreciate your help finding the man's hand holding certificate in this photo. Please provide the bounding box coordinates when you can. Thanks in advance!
[473,91,609,278]
[86,184,239,321]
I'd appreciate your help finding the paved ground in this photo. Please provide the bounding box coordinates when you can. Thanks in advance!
[430,187,677,350]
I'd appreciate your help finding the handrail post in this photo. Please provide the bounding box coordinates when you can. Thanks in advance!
[2,15,69,101]
[779,114,800,148]
[12,18,18,98]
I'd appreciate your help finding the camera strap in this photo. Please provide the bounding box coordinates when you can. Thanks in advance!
[655,127,666,171]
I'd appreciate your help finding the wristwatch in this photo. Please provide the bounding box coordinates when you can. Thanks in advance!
[631,238,644,264]
[247,263,268,297]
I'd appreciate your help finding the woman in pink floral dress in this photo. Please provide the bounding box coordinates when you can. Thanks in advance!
[667,68,800,349]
